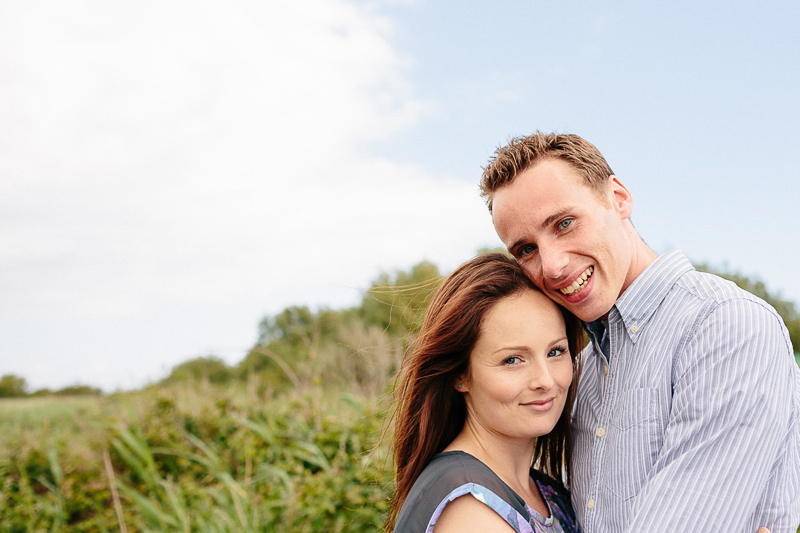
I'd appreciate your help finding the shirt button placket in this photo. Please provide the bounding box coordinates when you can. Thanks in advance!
[590,321,618,530]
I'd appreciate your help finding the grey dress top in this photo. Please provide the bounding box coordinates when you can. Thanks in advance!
[394,451,580,533]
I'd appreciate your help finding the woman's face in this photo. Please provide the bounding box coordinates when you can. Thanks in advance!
[460,289,573,443]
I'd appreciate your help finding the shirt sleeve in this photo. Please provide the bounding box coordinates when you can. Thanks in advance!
[623,298,794,532]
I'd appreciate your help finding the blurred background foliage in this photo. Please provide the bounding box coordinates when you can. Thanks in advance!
[1,256,798,531]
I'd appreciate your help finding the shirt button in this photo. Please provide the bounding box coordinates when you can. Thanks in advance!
[630,325,639,334]
[595,427,606,438]
[587,499,595,509]
[603,365,608,375]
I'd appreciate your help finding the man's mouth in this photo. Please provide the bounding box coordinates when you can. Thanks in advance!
[558,266,593,295]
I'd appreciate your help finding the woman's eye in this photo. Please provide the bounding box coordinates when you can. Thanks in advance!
[548,347,567,358]
[558,218,573,230]
[503,356,521,365]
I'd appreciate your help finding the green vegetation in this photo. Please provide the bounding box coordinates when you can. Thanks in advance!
[0,374,28,398]
[0,262,442,531]
[2,257,798,531]
[0,374,102,399]
[0,384,392,532]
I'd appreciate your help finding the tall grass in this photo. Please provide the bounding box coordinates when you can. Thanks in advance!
[3,348,796,530]
[0,381,392,532]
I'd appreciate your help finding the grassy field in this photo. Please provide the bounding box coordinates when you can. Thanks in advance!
[3,374,799,532]
[0,383,393,532]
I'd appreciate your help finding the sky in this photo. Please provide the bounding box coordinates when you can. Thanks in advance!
[2,0,799,392]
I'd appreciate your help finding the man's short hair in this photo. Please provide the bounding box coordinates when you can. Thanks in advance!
[480,132,614,212]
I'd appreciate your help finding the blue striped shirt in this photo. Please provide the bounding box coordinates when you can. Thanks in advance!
[570,250,800,532]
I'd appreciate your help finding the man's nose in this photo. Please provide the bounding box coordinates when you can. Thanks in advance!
[539,245,569,280]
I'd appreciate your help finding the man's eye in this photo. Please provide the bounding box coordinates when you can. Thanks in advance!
[558,218,573,230]
[520,244,536,256]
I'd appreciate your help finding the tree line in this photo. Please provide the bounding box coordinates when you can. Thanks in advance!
[0,374,102,398]
[143,259,800,394]
[3,256,798,399]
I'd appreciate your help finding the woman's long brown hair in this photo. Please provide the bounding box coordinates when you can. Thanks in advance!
[385,253,584,530]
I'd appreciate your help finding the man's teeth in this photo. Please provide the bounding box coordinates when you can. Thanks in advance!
[559,267,593,295]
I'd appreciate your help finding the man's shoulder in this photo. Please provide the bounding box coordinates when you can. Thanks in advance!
[668,269,792,355]
[615,251,777,329]
[672,268,780,317]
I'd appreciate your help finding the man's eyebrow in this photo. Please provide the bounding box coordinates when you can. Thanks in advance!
[540,207,574,230]
[507,207,575,253]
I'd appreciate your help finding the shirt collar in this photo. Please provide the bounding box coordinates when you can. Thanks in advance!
[587,250,695,344]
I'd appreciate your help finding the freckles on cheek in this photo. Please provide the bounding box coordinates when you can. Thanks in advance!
[495,382,520,402]
[522,265,544,288]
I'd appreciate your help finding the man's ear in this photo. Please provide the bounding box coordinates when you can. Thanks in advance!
[608,175,633,219]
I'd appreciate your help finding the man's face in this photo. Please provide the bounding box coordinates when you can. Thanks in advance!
[491,158,636,322]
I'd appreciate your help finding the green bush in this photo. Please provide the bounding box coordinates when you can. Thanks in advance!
[0,383,392,532]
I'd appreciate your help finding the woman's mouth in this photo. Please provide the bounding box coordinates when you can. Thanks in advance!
[522,398,555,411]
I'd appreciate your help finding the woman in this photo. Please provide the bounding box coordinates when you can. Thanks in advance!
[387,253,584,533]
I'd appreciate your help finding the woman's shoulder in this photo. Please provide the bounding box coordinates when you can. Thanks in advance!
[394,451,529,533]
[415,451,523,502]
[419,451,498,484]
[430,490,518,533]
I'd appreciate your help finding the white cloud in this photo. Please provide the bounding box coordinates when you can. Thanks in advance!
[0,0,497,390]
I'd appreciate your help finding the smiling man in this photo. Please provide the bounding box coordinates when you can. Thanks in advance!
[480,132,800,533]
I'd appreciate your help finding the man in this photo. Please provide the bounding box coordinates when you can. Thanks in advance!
[480,132,800,532]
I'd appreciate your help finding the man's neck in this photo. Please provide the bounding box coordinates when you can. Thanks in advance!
[620,232,659,298]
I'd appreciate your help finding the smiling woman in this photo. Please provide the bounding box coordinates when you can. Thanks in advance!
[451,289,574,457]
[386,253,584,533]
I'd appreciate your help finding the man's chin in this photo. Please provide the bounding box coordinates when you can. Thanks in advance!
[560,297,606,323]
